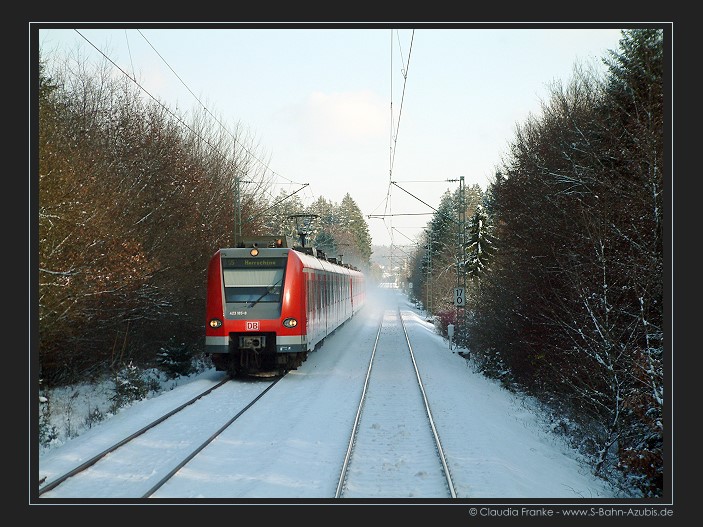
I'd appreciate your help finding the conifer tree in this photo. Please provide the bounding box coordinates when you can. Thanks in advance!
[308,196,338,254]
[464,204,495,279]
[263,189,305,240]
[338,193,373,268]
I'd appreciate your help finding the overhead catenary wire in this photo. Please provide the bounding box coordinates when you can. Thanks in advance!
[134,29,305,188]
[374,29,414,248]
[391,181,459,226]
[72,30,231,169]
[388,29,414,185]
[69,28,425,247]
[72,28,309,218]
[130,29,343,217]
[124,29,136,83]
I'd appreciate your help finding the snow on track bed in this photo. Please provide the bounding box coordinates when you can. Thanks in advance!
[38,288,617,500]
[339,308,451,498]
[39,377,274,498]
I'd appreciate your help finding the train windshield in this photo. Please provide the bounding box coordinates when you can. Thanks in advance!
[222,258,286,304]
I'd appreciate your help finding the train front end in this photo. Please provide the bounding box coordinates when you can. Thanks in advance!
[205,237,306,376]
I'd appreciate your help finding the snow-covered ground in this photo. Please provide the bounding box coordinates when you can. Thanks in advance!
[37,287,624,501]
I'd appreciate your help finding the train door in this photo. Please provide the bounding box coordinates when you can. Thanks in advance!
[305,270,318,350]
[305,271,312,348]
[334,274,340,328]
[322,272,327,337]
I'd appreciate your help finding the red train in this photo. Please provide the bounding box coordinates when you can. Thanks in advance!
[205,235,365,376]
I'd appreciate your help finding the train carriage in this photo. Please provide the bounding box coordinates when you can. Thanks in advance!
[205,236,365,376]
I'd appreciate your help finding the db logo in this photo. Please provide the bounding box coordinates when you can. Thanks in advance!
[246,321,260,331]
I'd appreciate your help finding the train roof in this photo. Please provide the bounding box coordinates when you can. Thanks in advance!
[289,247,363,276]
[222,235,363,275]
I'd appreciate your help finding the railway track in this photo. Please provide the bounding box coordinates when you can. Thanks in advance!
[39,293,461,499]
[39,375,283,498]
[335,307,457,498]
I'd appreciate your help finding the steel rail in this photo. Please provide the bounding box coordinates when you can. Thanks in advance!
[38,376,231,496]
[142,375,283,498]
[398,307,457,498]
[334,314,384,498]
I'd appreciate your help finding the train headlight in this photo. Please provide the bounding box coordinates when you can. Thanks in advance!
[209,318,223,328]
[283,318,298,328]
[250,248,259,257]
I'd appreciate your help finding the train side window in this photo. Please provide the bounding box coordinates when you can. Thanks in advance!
[320,272,325,310]
[316,272,321,313]
[311,273,316,314]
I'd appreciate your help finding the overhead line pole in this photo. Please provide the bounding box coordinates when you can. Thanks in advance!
[368,212,434,217]
[390,181,459,225]
[447,176,466,346]
[234,178,253,247]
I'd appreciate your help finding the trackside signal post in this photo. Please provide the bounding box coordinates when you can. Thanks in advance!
[447,176,467,347]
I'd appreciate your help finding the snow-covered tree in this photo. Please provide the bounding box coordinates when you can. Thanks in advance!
[464,28,664,497]
[337,193,373,268]
[464,204,495,279]
[262,188,305,241]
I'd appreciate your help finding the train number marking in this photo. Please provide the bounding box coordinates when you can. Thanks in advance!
[246,321,260,331]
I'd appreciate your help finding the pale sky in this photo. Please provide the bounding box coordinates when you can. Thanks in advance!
[37,24,626,248]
